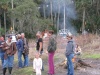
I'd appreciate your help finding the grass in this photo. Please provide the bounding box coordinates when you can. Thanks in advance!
[82,53,100,59]
[12,66,48,75]
[13,67,33,75]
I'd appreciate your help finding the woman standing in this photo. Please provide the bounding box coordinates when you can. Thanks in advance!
[35,31,44,71]
[36,31,43,55]
[47,30,57,75]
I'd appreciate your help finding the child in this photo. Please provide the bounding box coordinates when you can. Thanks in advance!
[33,52,42,75]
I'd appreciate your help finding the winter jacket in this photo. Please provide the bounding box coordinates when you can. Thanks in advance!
[2,42,17,59]
[47,35,57,53]
[22,38,29,55]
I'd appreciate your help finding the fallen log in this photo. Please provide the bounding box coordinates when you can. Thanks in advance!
[58,58,92,70]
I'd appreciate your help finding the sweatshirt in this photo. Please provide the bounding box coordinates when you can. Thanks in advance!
[66,39,75,56]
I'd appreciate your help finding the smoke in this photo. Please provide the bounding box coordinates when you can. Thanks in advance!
[42,0,77,35]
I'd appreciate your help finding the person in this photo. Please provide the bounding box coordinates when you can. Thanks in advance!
[66,33,75,75]
[0,36,5,68]
[33,52,42,75]
[36,31,43,55]
[36,31,44,71]
[47,30,57,75]
[43,30,48,39]
[16,34,24,68]
[75,44,82,57]
[21,33,29,67]
[2,35,17,75]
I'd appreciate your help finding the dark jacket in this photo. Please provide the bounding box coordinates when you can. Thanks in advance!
[47,35,57,53]
[2,42,17,59]
[66,40,75,56]
[22,38,29,55]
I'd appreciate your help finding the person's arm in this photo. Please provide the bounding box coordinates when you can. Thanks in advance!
[78,47,82,53]
[20,40,24,51]
[40,58,42,70]
[39,42,43,53]
[11,42,17,55]
[33,59,36,70]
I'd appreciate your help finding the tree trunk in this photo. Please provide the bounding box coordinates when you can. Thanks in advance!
[0,16,1,35]
[4,11,6,38]
[82,7,85,34]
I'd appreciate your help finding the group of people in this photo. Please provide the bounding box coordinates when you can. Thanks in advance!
[0,33,29,75]
[33,30,57,75]
[16,33,29,68]
[0,30,82,75]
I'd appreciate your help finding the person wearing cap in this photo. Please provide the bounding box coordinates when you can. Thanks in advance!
[16,34,24,68]
[21,33,29,67]
[66,33,75,75]
[2,35,17,75]
[0,36,5,68]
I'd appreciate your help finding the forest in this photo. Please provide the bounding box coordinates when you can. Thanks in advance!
[0,0,100,38]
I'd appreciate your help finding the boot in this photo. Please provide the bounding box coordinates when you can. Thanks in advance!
[8,67,12,75]
[3,68,7,75]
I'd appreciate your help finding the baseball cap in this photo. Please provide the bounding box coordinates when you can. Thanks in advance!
[8,35,12,39]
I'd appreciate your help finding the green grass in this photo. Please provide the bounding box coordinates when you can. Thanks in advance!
[13,67,33,75]
[12,66,48,75]
[82,53,100,59]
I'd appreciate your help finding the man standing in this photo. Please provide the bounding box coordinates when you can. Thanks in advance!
[0,36,5,67]
[2,35,17,75]
[66,33,75,75]
[21,33,29,67]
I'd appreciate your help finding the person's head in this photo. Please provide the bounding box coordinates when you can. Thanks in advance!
[0,36,4,41]
[35,52,40,59]
[21,33,25,39]
[36,31,42,38]
[66,33,73,41]
[8,35,12,42]
[17,34,21,39]
[48,30,54,36]
[76,44,79,48]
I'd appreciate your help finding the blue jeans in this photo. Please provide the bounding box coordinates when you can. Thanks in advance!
[3,55,14,68]
[23,53,29,67]
[0,52,4,67]
[66,54,74,75]
[18,51,23,68]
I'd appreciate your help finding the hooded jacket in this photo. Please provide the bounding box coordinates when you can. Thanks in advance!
[66,39,75,56]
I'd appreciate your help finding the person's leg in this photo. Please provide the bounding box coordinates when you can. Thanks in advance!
[25,55,29,67]
[22,53,26,66]
[40,51,44,71]
[8,55,14,75]
[48,52,55,74]
[1,53,4,68]
[3,68,7,75]
[18,51,23,68]
[67,56,70,75]
[23,53,29,67]
[67,54,74,75]
[3,58,8,75]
